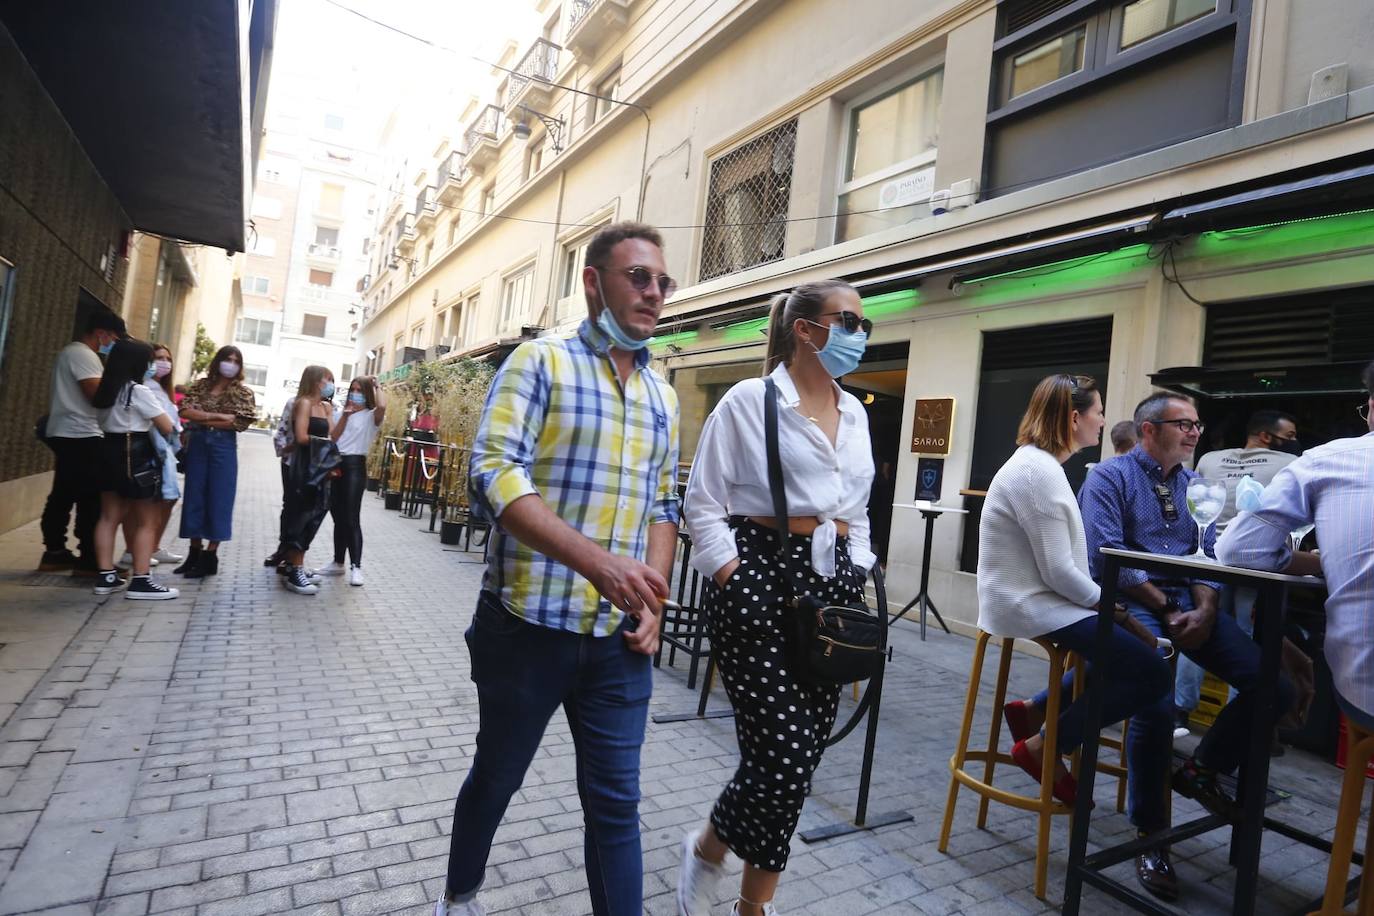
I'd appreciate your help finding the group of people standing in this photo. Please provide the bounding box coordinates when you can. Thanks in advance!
[39,312,256,599]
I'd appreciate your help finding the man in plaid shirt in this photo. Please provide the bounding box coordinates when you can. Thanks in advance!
[436,222,681,916]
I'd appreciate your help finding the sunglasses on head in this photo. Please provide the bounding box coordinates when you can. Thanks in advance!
[812,310,872,335]
[600,266,678,300]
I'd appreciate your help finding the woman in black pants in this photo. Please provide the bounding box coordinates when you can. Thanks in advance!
[679,280,876,916]
[322,376,385,586]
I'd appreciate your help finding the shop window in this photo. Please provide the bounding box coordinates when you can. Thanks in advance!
[836,68,943,243]
[302,314,328,338]
[700,119,797,281]
[960,317,1113,572]
[234,317,274,346]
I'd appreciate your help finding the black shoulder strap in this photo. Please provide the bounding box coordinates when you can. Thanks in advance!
[763,377,790,561]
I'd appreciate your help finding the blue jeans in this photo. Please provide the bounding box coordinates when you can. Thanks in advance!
[444,592,651,915]
[1029,616,1172,756]
[179,428,238,541]
[1122,587,1293,831]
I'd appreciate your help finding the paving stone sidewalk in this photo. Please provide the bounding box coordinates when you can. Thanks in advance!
[0,436,1357,915]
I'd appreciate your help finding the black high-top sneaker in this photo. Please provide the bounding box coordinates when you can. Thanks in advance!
[126,575,180,601]
[282,565,320,595]
[92,569,126,596]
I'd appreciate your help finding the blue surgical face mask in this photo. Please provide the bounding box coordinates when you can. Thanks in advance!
[321,381,336,400]
[806,321,868,378]
[348,392,366,406]
[593,271,653,351]
[98,338,114,356]
[144,363,157,380]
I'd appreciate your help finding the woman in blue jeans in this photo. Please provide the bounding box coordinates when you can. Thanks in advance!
[176,346,256,577]
[977,374,1172,804]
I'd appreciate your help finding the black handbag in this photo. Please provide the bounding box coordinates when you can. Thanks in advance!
[763,377,885,687]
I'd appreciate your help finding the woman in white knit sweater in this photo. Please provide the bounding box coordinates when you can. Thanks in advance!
[977,374,1170,805]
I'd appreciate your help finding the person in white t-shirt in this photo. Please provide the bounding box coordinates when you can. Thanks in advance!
[90,339,179,600]
[39,311,125,574]
[321,376,387,585]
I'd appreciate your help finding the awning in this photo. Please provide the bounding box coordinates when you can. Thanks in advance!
[1150,361,1370,399]
[1161,162,1374,231]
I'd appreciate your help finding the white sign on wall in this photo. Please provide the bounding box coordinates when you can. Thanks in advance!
[879,167,936,210]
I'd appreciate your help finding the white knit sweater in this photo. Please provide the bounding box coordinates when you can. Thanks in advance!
[976,445,1101,638]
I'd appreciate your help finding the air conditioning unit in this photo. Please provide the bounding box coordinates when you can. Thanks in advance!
[425,344,451,361]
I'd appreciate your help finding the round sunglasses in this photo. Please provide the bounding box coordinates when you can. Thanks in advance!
[813,310,872,335]
[599,266,678,300]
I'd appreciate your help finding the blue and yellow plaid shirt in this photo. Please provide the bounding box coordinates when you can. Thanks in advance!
[469,319,681,635]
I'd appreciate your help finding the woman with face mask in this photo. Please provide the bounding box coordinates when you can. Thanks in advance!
[321,376,387,586]
[278,366,337,595]
[176,345,256,577]
[134,344,185,567]
[678,280,877,916]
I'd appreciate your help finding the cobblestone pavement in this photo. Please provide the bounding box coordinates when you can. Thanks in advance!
[0,437,1356,915]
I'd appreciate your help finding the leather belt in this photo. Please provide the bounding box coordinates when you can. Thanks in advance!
[747,515,850,538]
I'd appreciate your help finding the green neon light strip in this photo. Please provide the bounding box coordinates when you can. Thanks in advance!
[960,243,1153,286]
[1202,206,1374,237]
[861,288,919,319]
[719,316,771,342]
[649,329,700,351]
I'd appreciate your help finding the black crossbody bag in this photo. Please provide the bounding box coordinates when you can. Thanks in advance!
[763,377,885,687]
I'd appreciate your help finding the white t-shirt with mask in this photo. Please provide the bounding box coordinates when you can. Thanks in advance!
[333,405,381,456]
[1194,446,1297,529]
[99,383,167,434]
[48,341,105,438]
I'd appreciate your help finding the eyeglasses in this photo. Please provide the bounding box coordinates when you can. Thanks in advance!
[1062,373,1095,391]
[814,311,873,335]
[600,266,678,300]
[1151,418,1205,434]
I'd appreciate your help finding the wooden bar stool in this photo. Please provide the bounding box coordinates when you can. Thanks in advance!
[939,631,1126,900]
[1315,719,1374,915]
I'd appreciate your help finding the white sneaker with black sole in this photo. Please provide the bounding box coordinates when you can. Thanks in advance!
[348,565,364,587]
[152,547,184,564]
[283,566,320,595]
[92,570,127,596]
[126,576,179,600]
[434,897,485,916]
[319,561,346,576]
[677,830,726,916]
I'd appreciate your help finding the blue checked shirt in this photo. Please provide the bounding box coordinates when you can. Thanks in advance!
[469,319,681,636]
[1079,446,1221,592]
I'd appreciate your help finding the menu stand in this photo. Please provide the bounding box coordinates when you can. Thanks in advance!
[888,504,967,640]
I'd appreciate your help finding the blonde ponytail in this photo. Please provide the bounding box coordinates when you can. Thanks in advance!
[762,293,792,376]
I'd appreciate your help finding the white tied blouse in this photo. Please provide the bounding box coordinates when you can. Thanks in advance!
[685,364,877,581]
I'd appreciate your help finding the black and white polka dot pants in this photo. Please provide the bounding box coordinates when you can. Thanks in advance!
[704,521,866,872]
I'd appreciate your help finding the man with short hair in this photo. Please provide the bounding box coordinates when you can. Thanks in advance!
[1218,362,1374,735]
[1176,409,1302,732]
[1110,419,1138,456]
[1078,392,1295,903]
[39,311,125,574]
[436,222,681,916]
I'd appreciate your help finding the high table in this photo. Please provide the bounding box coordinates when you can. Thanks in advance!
[1062,548,1330,916]
[889,503,967,640]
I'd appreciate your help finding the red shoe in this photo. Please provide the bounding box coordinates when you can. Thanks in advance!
[1011,739,1091,808]
[1003,700,1037,743]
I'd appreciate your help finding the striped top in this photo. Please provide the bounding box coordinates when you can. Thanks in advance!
[1217,431,1374,718]
[469,319,681,636]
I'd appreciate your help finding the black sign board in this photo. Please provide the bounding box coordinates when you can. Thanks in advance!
[916,457,944,502]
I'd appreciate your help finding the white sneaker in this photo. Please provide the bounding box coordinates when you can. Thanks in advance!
[319,561,347,576]
[348,565,364,587]
[678,830,726,916]
[434,897,485,916]
[120,552,158,567]
[152,547,184,563]
[1173,725,1191,740]
[731,903,778,916]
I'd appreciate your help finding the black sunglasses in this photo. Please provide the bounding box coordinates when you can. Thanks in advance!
[599,266,678,300]
[814,310,872,335]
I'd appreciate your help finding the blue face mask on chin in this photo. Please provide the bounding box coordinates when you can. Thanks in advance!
[143,364,157,380]
[593,271,653,351]
[98,338,114,356]
[809,324,868,378]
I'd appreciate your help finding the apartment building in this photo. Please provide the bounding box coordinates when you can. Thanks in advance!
[236,74,380,416]
[356,0,1374,626]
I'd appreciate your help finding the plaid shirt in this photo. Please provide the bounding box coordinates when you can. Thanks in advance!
[469,319,681,635]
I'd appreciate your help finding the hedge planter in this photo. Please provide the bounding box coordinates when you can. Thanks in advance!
[366,477,380,492]
[383,492,402,511]
[440,520,464,545]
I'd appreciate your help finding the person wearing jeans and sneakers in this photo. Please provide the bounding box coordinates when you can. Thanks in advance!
[435,222,680,916]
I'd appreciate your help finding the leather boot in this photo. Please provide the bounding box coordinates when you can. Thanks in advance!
[173,546,202,575]
[184,550,217,579]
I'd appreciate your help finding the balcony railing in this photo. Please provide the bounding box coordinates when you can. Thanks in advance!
[415,186,438,230]
[306,242,340,260]
[504,38,560,111]
[394,212,417,253]
[463,105,503,173]
[565,0,630,58]
[568,0,594,30]
[436,150,466,203]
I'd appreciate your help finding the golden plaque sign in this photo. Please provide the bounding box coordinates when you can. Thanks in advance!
[911,397,955,455]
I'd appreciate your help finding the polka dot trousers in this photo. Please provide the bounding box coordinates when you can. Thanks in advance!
[704,522,865,872]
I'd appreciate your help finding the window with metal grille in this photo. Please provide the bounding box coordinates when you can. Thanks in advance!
[1203,288,1374,367]
[700,119,797,282]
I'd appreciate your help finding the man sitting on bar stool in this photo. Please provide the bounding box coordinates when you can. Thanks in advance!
[1218,363,1374,750]
[1069,392,1293,902]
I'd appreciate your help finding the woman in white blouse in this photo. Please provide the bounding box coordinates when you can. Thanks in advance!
[978,374,1169,806]
[678,280,875,916]
[322,376,386,586]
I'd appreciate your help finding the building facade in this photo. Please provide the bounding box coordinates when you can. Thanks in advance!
[355,0,1374,626]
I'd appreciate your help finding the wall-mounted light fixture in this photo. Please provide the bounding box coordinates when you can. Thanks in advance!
[511,104,566,153]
